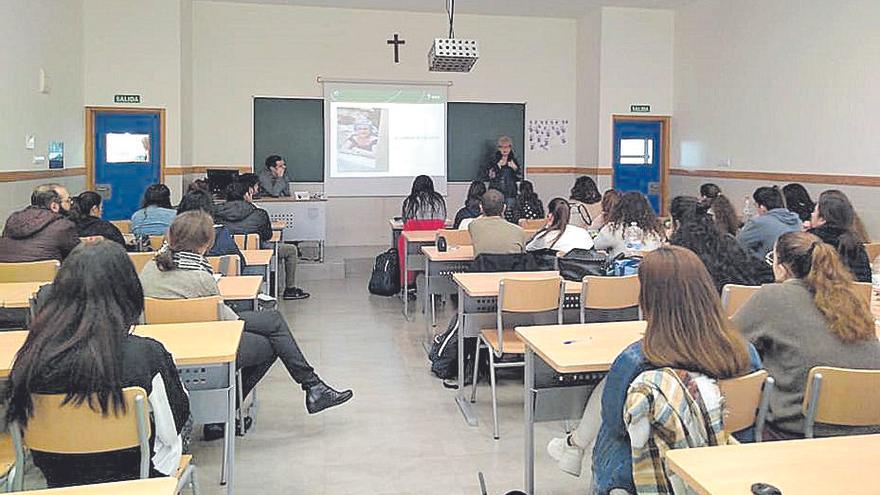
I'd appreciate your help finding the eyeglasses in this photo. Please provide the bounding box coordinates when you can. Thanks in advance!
[764,250,775,266]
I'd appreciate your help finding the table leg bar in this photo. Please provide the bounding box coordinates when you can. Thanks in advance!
[221,361,236,493]
[524,349,535,495]
[455,286,479,427]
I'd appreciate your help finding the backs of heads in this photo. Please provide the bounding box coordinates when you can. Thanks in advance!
[156,210,215,271]
[639,245,751,379]
[782,183,814,219]
[411,175,435,195]
[30,188,61,209]
[187,178,210,193]
[225,180,251,202]
[466,180,487,209]
[607,191,662,235]
[669,196,703,223]
[141,183,173,209]
[481,189,505,217]
[265,154,283,170]
[519,180,537,200]
[816,190,864,259]
[709,195,742,237]
[70,191,103,221]
[177,189,215,215]
[545,197,570,231]
[753,185,785,210]
[238,173,259,190]
[775,231,874,342]
[570,176,601,204]
[601,189,621,215]
[700,183,722,200]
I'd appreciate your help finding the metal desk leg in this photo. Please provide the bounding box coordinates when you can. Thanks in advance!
[221,361,236,493]
[455,286,478,426]
[524,349,536,494]
[402,239,409,318]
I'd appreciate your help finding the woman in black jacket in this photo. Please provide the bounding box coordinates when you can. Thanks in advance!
[808,190,872,282]
[482,136,522,205]
[453,181,486,228]
[70,191,126,246]
[5,240,189,487]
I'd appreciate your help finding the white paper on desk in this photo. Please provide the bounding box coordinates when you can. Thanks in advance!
[213,273,223,281]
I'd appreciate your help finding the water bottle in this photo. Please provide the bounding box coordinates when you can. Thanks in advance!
[624,222,643,257]
[872,257,880,324]
[742,196,756,221]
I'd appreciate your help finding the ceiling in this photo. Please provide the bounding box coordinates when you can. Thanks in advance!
[203,0,693,18]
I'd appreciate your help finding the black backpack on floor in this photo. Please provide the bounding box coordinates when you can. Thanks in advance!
[368,248,400,296]
[429,314,488,381]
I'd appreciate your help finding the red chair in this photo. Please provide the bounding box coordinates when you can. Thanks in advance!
[398,219,446,286]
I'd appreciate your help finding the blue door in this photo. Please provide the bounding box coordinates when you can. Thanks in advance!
[93,111,162,220]
[612,120,663,213]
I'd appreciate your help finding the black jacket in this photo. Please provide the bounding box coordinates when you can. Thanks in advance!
[809,224,872,283]
[0,206,79,262]
[74,216,126,246]
[213,200,272,243]
[453,205,481,229]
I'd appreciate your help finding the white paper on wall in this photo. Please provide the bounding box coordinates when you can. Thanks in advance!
[528,119,568,151]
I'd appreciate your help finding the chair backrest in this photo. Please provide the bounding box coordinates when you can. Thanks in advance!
[207,255,240,276]
[111,220,132,234]
[0,260,60,283]
[853,282,872,307]
[865,242,880,264]
[518,218,546,230]
[580,275,641,323]
[718,370,774,440]
[802,366,880,438]
[127,253,155,275]
[494,276,565,355]
[435,229,471,246]
[143,296,223,324]
[233,233,261,250]
[148,235,165,251]
[721,284,761,318]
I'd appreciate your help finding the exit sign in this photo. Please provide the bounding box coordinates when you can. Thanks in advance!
[630,104,651,113]
[114,94,141,104]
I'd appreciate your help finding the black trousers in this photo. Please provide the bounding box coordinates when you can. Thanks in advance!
[236,310,319,398]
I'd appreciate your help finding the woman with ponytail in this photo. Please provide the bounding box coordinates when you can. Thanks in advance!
[525,198,593,254]
[807,190,872,282]
[70,191,126,246]
[734,231,880,439]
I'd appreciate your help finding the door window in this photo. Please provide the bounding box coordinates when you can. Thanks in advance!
[619,138,653,165]
[106,132,151,163]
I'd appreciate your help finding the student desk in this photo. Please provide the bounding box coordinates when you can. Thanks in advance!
[451,272,583,426]
[242,249,274,296]
[389,218,452,249]
[0,282,46,309]
[666,434,880,495]
[401,230,445,318]
[516,321,646,494]
[421,245,474,332]
[217,275,263,311]
[18,478,178,495]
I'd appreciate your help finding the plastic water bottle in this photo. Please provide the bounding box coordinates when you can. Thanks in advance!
[872,257,880,324]
[742,197,757,221]
[624,222,644,257]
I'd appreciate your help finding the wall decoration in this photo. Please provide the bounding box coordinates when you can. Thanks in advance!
[528,119,568,151]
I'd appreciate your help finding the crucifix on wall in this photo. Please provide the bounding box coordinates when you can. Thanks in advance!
[387,33,405,63]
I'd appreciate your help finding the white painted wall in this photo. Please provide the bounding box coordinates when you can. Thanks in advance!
[575,8,602,168]
[673,0,880,174]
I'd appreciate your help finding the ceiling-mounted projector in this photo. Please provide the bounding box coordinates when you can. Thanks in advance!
[428,38,479,72]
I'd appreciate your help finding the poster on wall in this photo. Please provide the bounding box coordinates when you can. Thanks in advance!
[528,119,568,151]
[48,141,64,169]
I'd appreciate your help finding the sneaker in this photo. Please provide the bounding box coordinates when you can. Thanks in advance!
[282,287,310,300]
[547,436,584,477]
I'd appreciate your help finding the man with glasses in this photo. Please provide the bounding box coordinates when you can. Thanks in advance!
[0,184,79,262]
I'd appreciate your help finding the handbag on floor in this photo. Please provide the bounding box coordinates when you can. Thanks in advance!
[368,248,400,296]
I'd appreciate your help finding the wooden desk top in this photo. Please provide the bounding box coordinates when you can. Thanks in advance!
[271,220,287,230]
[422,245,475,262]
[516,321,646,373]
[243,249,273,266]
[0,282,47,309]
[0,330,28,378]
[217,275,263,300]
[453,271,581,297]
[402,230,443,243]
[18,478,179,495]
[665,434,880,495]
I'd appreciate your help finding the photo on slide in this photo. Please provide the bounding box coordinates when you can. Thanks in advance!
[336,107,389,173]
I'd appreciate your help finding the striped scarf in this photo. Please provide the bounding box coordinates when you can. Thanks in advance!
[171,250,213,274]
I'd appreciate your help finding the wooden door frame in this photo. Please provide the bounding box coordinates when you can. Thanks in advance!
[610,115,671,216]
[85,106,166,189]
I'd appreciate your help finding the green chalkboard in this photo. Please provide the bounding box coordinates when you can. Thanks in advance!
[447,102,525,182]
[253,97,324,182]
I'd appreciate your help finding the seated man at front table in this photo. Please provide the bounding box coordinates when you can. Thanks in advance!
[468,189,527,256]
[259,154,293,198]
[215,178,310,300]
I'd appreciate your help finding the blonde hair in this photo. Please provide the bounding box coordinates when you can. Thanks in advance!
[497,136,513,147]
[155,210,215,271]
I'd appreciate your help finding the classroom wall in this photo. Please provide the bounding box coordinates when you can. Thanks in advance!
[0,0,86,221]
[575,9,602,168]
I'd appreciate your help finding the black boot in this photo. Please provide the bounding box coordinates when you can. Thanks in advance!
[305,382,353,414]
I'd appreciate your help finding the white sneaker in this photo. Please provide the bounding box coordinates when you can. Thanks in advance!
[547,436,584,477]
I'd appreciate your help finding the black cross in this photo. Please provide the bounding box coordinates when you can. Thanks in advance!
[387,33,405,63]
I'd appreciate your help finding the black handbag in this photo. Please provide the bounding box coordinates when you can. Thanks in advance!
[557,248,608,281]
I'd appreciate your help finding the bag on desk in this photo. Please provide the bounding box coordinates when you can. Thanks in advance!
[558,248,608,281]
[368,248,401,296]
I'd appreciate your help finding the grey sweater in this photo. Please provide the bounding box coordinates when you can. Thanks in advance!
[139,260,239,321]
[733,279,880,437]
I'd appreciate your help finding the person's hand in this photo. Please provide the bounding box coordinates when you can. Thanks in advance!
[272,165,286,178]
[507,159,518,170]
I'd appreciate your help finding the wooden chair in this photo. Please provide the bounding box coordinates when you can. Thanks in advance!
[111,220,132,234]
[518,218,546,230]
[232,233,261,251]
[718,370,774,441]
[128,253,155,275]
[865,242,880,264]
[143,296,224,324]
[721,284,761,318]
[0,433,16,492]
[0,260,60,283]
[802,366,880,438]
[435,229,471,247]
[580,275,641,323]
[472,276,565,439]
[207,255,241,276]
[9,387,198,493]
[148,235,165,251]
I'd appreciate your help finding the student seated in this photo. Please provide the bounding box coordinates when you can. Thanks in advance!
[736,186,800,260]
[402,175,447,221]
[669,196,772,292]
[510,180,544,223]
[525,198,593,254]
[453,180,486,229]
[596,189,620,232]
[708,194,742,237]
[176,189,246,270]
[259,154,292,198]
[592,192,664,259]
[468,189,527,256]
[215,177,309,300]
[70,191,126,246]
[5,240,189,487]
[139,211,351,440]
[568,176,603,229]
[734,232,880,439]
[782,183,815,224]
[699,182,722,205]
[807,190,871,282]
[0,185,79,262]
[547,246,761,491]
[130,184,177,237]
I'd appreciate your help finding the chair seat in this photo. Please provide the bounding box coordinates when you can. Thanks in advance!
[0,433,13,478]
[480,328,526,355]
[174,454,193,479]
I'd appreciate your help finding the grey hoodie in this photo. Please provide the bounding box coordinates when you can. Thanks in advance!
[736,208,802,259]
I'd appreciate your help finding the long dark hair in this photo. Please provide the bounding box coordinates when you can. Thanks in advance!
[177,190,215,215]
[515,180,542,215]
[6,240,144,425]
[141,184,173,209]
[155,211,215,271]
[601,189,621,217]
[570,176,601,204]
[464,180,487,211]
[532,198,570,248]
[815,190,863,263]
[70,191,103,222]
[605,192,664,237]
[402,175,446,220]
[782,183,815,222]
[710,195,742,236]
